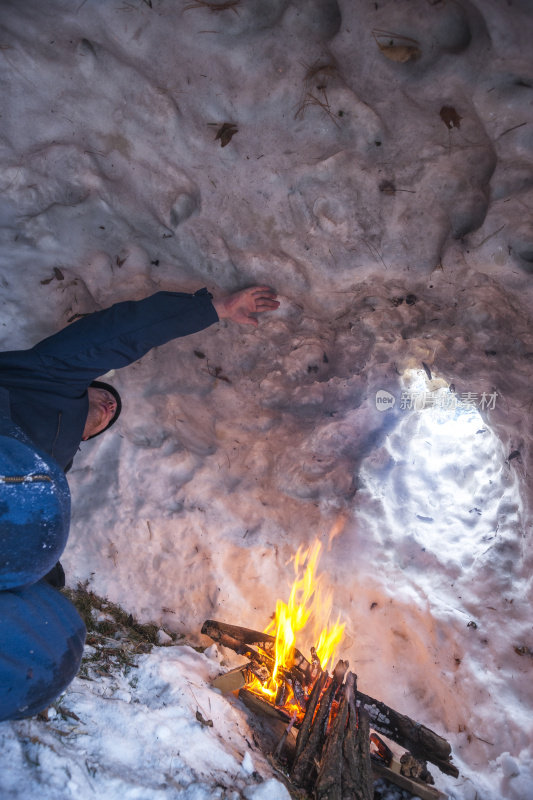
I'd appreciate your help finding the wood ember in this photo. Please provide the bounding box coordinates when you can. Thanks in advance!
[370,732,393,766]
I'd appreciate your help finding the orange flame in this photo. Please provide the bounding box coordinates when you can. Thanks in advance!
[249,536,345,711]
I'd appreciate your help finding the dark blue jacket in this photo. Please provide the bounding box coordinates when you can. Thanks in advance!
[0,289,218,471]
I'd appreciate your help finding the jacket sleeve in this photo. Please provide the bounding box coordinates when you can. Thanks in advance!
[26,289,219,390]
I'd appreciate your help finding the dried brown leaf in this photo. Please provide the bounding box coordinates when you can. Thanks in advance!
[379,180,396,195]
[215,122,238,147]
[196,710,213,727]
[373,29,421,63]
[381,44,421,63]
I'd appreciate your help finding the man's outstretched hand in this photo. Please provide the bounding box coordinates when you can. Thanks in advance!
[213,286,280,326]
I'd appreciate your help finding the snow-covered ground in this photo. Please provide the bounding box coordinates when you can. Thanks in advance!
[0,626,294,800]
[1,0,533,797]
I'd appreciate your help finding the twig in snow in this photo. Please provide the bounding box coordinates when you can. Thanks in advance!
[361,237,388,270]
[475,224,505,248]
[498,121,527,139]
[296,89,341,128]
[183,0,240,13]
[295,60,342,128]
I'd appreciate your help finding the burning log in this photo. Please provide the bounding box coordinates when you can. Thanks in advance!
[292,669,328,764]
[290,659,348,789]
[289,677,307,710]
[342,672,374,800]
[291,668,374,799]
[201,619,313,685]
[290,672,334,786]
[315,675,350,800]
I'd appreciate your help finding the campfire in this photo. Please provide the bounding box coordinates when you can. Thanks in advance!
[202,540,458,799]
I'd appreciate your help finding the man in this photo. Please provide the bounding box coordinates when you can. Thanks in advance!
[0,386,85,721]
[0,284,279,720]
[0,285,279,470]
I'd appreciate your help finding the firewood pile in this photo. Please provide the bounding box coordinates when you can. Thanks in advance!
[202,620,458,800]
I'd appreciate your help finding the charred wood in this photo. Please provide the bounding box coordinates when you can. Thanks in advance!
[372,760,448,800]
[400,752,435,784]
[291,674,337,788]
[202,619,276,649]
[342,672,373,800]
[293,670,327,765]
[311,646,321,671]
[275,681,289,708]
[352,709,373,800]
[202,619,313,684]
[370,732,393,766]
[356,691,458,778]
[239,687,293,723]
[315,678,349,800]
[248,662,271,683]
[333,659,349,684]
[274,711,298,761]
[291,677,307,711]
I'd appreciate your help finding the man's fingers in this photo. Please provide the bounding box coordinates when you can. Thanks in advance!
[244,286,280,315]
[247,287,278,298]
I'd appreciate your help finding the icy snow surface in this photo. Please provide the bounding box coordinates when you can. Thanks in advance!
[0,641,292,800]
[1,0,533,798]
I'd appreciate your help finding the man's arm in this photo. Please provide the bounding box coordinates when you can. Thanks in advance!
[30,289,219,389]
[7,286,279,392]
